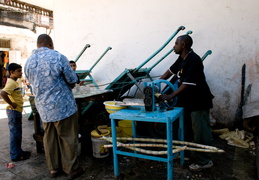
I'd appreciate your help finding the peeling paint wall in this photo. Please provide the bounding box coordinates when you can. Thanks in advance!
[0,26,54,65]
[53,0,259,126]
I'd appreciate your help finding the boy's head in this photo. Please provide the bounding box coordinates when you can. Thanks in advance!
[69,60,77,71]
[8,63,22,79]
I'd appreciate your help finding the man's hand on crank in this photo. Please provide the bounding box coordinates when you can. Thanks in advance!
[159,84,188,101]
[159,94,174,101]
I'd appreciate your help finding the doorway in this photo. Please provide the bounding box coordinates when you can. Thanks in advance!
[0,51,9,88]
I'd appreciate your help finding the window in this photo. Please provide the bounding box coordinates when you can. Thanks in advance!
[0,39,11,49]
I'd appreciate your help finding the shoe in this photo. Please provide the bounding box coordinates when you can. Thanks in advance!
[49,170,59,178]
[22,151,31,156]
[11,155,30,162]
[189,161,213,171]
[67,167,84,180]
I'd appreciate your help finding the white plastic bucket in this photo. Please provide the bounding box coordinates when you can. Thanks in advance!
[90,130,110,158]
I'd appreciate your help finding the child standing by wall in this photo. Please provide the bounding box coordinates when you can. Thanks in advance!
[0,63,31,161]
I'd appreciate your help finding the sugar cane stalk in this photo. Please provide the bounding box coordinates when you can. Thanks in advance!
[102,136,187,155]
[103,137,220,151]
[103,143,224,153]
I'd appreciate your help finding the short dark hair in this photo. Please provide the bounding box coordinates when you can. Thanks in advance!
[37,34,53,49]
[8,63,22,73]
[69,60,76,64]
[178,35,193,49]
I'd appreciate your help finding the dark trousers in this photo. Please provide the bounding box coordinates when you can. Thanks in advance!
[191,110,212,165]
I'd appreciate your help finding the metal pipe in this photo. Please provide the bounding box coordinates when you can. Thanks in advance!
[201,50,212,61]
[89,46,112,72]
[74,44,91,63]
[134,26,185,72]
[147,30,193,72]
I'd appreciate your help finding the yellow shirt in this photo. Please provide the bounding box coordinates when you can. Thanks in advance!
[16,77,25,87]
[2,78,24,112]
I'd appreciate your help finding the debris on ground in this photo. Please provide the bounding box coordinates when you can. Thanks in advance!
[213,128,254,149]
[6,162,15,169]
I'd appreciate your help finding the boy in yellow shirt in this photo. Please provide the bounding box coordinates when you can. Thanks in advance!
[0,63,31,161]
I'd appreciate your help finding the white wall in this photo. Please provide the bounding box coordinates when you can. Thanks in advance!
[53,0,259,125]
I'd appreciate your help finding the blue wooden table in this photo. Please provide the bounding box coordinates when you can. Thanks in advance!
[109,107,184,180]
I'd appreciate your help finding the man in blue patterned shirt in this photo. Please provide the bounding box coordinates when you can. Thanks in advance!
[24,34,84,179]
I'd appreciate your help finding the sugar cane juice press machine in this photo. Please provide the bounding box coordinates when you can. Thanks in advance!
[143,79,177,112]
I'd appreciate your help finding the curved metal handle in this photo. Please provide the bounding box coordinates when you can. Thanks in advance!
[201,50,212,61]
[148,30,193,71]
[89,46,112,71]
[74,44,91,63]
[186,30,193,35]
[135,25,185,71]
[177,26,186,31]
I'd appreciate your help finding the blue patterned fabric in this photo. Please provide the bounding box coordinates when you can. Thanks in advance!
[24,47,78,122]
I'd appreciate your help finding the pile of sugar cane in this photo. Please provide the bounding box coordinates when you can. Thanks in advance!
[101,137,224,155]
[213,128,254,149]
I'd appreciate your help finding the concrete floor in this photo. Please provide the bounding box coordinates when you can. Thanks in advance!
[0,99,257,180]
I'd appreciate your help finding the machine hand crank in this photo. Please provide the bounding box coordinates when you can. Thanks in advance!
[144,79,178,112]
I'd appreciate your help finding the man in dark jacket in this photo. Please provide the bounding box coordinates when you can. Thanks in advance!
[159,35,214,171]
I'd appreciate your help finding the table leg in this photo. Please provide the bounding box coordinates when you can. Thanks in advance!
[179,111,185,166]
[167,120,173,180]
[132,120,136,137]
[131,120,137,154]
[111,118,119,177]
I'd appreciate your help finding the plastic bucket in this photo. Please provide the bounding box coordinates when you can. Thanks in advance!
[103,101,127,114]
[118,120,132,137]
[107,126,122,136]
[90,130,110,158]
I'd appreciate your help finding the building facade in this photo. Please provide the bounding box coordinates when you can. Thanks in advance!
[0,0,53,87]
